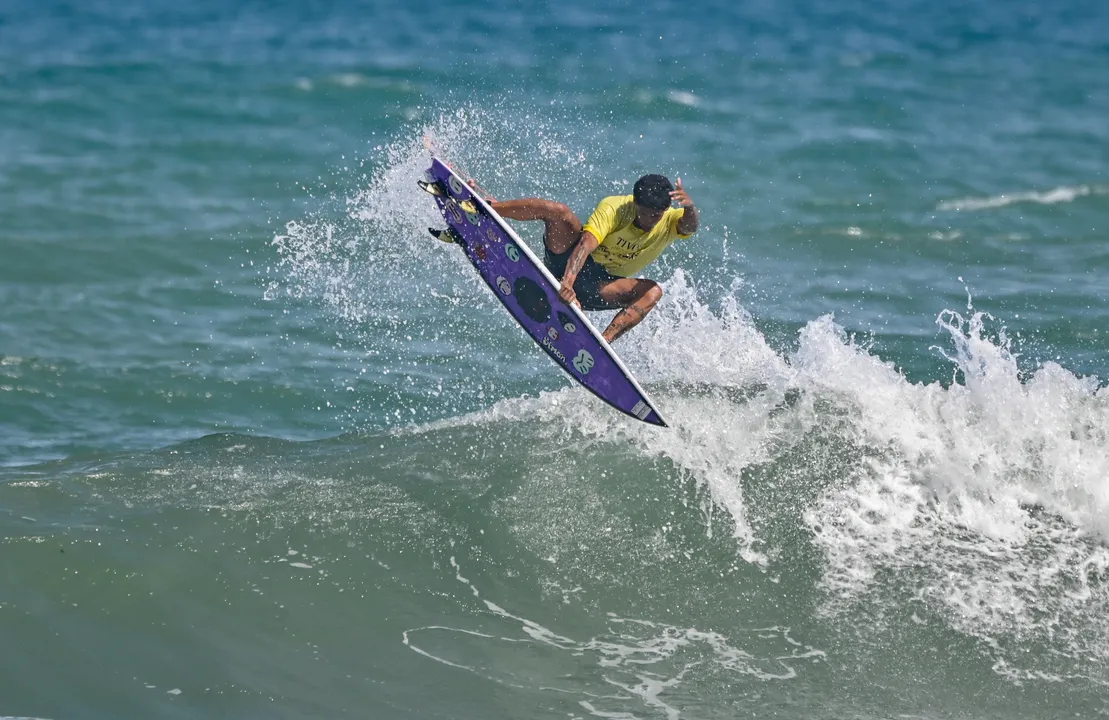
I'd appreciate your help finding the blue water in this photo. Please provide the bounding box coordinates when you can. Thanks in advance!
[3,1,1109,718]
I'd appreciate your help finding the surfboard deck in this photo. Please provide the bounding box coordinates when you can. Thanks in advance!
[419,157,667,427]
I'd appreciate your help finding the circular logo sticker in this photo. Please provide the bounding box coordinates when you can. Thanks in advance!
[496,276,511,295]
[465,210,481,226]
[557,311,577,333]
[448,175,466,196]
[572,349,594,375]
[505,244,520,262]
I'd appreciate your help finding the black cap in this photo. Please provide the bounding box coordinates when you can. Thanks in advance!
[633,174,674,210]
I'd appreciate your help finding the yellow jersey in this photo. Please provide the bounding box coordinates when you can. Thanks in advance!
[581,195,692,277]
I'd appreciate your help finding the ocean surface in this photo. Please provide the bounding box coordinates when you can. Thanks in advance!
[3,0,1109,717]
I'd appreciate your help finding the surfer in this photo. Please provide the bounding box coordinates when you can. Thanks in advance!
[487,174,698,343]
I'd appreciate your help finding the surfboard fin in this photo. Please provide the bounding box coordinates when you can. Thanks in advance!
[428,227,462,244]
[458,199,480,215]
[417,179,448,198]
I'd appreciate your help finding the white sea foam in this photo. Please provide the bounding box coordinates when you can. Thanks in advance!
[782,309,1109,680]
[403,556,825,718]
[424,279,1109,678]
[271,105,604,331]
[291,73,418,93]
[938,184,1105,211]
[666,90,701,108]
[268,125,458,326]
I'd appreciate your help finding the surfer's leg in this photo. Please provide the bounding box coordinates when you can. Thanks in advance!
[542,207,583,255]
[488,198,582,256]
[537,206,583,255]
[490,197,585,259]
[595,278,663,343]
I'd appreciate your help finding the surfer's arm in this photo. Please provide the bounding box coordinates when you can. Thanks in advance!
[558,231,600,305]
[677,205,699,235]
[672,178,699,235]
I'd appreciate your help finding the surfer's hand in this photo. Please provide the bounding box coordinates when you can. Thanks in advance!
[670,178,694,208]
[558,278,578,307]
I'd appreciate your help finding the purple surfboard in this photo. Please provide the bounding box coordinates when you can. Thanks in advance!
[421,157,667,427]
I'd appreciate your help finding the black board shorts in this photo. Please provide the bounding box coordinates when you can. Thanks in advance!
[543,246,623,311]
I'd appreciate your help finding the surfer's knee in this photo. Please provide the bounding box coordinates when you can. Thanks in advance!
[549,202,582,232]
[534,200,577,226]
[639,280,663,308]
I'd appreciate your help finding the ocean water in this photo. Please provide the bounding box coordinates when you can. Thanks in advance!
[2,0,1109,717]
